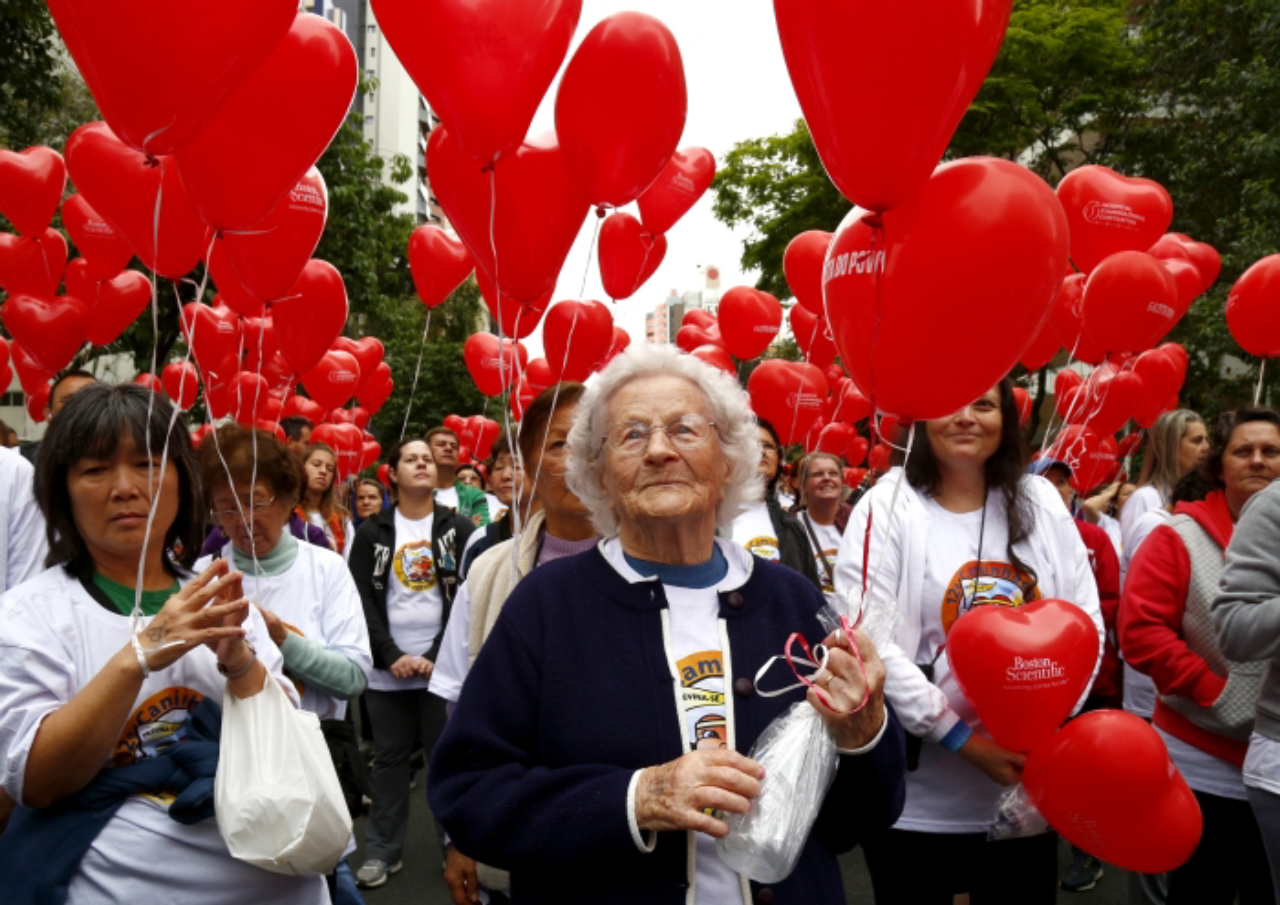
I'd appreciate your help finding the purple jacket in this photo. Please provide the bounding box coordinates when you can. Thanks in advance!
[201,511,331,557]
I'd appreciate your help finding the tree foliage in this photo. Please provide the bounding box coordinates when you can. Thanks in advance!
[0,1,60,149]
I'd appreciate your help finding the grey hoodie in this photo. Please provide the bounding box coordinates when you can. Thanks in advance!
[1212,479,1280,741]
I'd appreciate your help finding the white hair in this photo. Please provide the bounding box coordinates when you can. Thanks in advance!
[565,343,764,537]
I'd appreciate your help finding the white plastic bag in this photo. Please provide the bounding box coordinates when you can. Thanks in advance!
[215,675,352,875]
[988,782,1049,840]
[716,702,839,883]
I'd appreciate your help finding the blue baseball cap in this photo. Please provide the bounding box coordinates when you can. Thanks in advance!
[1028,457,1073,478]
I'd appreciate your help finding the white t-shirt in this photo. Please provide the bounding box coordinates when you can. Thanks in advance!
[305,509,354,558]
[435,485,460,512]
[730,502,780,563]
[1244,732,1280,796]
[195,542,371,720]
[429,580,470,704]
[1120,485,1164,565]
[800,513,842,596]
[367,510,444,692]
[0,567,324,905]
[0,448,45,594]
[1158,727,1247,800]
[609,539,747,905]
[1097,512,1123,562]
[902,497,1045,833]
[1121,506,1170,719]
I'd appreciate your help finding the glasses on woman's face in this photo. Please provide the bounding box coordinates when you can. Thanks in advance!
[602,413,717,457]
[210,496,276,523]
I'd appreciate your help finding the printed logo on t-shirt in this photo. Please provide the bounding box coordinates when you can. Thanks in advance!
[676,650,726,751]
[114,686,205,766]
[743,535,780,562]
[940,560,1041,636]
[393,539,437,591]
[815,547,838,594]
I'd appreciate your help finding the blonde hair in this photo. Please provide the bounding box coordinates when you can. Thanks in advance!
[565,344,763,536]
[1138,409,1203,502]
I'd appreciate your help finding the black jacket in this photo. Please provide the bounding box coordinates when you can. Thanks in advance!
[765,495,821,588]
[348,502,474,670]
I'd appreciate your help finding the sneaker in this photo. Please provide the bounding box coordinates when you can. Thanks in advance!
[355,859,403,889]
[1060,851,1103,892]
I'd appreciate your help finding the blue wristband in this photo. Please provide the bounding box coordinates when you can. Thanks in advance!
[939,721,973,753]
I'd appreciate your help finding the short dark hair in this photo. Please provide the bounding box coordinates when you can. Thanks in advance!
[756,419,782,494]
[488,434,512,467]
[279,415,313,442]
[385,437,433,490]
[1172,468,1211,504]
[456,462,484,489]
[36,383,202,579]
[198,424,302,506]
[48,369,98,411]
[518,383,586,465]
[424,426,459,447]
[1201,405,1280,492]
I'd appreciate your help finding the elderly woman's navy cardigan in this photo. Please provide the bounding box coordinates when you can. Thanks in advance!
[428,543,907,905]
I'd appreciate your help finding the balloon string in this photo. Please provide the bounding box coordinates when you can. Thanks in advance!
[133,167,166,621]
[1256,359,1267,405]
[1036,336,1085,459]
[400,308,432,442]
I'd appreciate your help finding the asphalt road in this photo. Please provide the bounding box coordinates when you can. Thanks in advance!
[345,780,1135,905]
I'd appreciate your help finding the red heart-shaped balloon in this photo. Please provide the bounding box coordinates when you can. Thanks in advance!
[598,212,667,301]
[274,259,349,375]
[844,435,870,467]
[357,363,394,411]
[443,414,467,434]
[1160,257,1203,309]
[747,360,828,444]
[543,299,614,382]
[1056,166,1173,274]
[26,385,51,423]
[3,294,91,371]
[11,341,54,394]
[161,360,200,409]
[65,122,210,279]
[844,467,868,487]
[1012,388,1034,427]
[718,287,782,360]
[88,270,150,346]
[302,350,361,413]
[220,167,328,302]
[1082,251,1182,354]
[1048,273,1104,363]
[676,322,721,354]
[784,230,834,315]
[684,309,717,330]
[464,333,527,397]
[0,229,67,297]
[1117,432,1145,459]
[349,406,371,432]
[333,337,385,397]
[555,12,687,208]
[1021,322,1061,372]
[180,302,242,372]
[690,344,735,374]
[175,15,356,230]
[228,371,272,424]
[64,257,97,304]
[825,158,1069,420]
[775,0,1010,212]
[1068,432,1121,494]
[1226,255,1280,358]
[0,147,66,237]
[360,440,382,471]
[946,598,1100,753]
[595,326,631,372]
[430,125,588,304]
[790,305,838,370]
[47,0,297,155]
[1080,370,1143,437]
[524,359,556,392]
[370,0,580,166]
[832,383,872,424]
[815,422,854,456]
[240,316,280,372]
[408,224,474,309]
[636,147,715,235]
[283,393,326,425]
[1024,710,1202,872]
[62,193,134,281]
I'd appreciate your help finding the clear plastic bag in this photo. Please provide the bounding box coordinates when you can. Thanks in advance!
[716,702,838,883]
[988,782,1049,841]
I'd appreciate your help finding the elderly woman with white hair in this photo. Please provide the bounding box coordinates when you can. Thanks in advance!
[428,345,907,905]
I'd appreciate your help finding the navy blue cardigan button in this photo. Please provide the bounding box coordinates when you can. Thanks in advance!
[726,591,745,609]
[755,888,775,904]
[734,677,754,697]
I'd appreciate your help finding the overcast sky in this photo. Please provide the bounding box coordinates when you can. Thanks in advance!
[519,1,807,357]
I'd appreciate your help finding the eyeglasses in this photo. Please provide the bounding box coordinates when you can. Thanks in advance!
[602,414,718,456]
[210,496,276,522]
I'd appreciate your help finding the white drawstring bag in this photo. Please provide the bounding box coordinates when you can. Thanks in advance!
[215,675,352,875]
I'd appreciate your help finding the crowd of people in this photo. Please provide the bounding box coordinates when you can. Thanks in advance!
[0,349,1277,905]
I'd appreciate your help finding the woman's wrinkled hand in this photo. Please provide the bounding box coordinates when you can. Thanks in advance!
[807,626,887,751]
[137,559,250,671]
[635,749,764,838]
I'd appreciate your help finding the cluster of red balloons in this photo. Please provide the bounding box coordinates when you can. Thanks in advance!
[948,599,1202,872]
[672,288,784,367]
[443,413,501,462]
